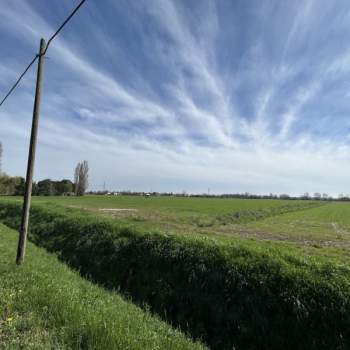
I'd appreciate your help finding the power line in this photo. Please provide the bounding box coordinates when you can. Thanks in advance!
[43,0,86,55]
[0,55,38,107]
[0,0,86,108]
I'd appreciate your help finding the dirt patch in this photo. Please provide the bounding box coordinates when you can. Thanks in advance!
[98,208,138,212]
[86,207,143,221]
[66,205,88,210]
[331,222,349,237]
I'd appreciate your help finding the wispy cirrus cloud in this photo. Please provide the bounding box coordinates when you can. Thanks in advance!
[1,0,350,195]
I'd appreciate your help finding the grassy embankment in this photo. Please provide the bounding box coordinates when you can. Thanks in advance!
[0,199,350,349]
[0,223,204,349]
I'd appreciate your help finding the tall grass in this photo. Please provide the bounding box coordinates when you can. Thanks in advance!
[0,223,205,349]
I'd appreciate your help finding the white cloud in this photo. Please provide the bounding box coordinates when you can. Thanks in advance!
[1,0,350,195]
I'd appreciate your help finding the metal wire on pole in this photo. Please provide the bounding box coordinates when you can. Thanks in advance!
[1,0,87,265]
[0,0,87,108]
[43,0,86,55]
[0,55,38,107]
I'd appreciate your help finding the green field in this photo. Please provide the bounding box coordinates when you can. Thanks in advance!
[1,196,350,349]
[0,223,204,349]
[11,195,350,254]
[21,195,321,231]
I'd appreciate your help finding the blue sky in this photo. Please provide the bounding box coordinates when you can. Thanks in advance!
[1,0,350,196]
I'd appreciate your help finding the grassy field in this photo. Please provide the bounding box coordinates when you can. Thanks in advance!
[0,223,204,350]
[245,202,350,243]
[14,195,320,232]
[3,195,344,263]
[9,195,349,247]
[26,195,314,214]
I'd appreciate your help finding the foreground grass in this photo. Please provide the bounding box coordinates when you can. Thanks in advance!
[0,224,205,350]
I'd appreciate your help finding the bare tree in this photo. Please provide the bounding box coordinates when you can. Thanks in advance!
[74,160,89,196]
[0,142,3,175]
[78,160,89,195]
[74,162,80,195]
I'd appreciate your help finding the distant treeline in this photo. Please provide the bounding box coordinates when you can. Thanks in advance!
[0,175,74,196]
[1,175,349,201]
[89,190,350,201]
[0,160,88,197]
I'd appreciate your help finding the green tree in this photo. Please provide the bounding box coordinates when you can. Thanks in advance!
[14,177,25,195]
[0,174,25,195]
[37,179,55,196]
[55,179,73,195]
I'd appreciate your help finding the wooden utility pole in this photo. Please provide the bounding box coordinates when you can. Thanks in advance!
[0,142,3,175]
[16,38,46,265]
